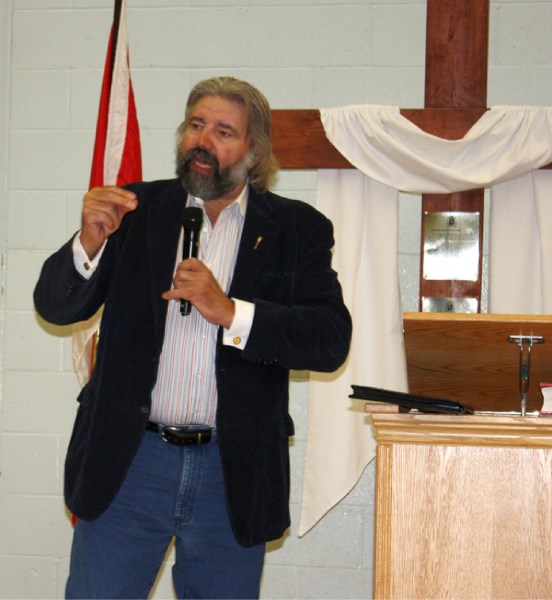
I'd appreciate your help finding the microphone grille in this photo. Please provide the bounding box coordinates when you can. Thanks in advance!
[182,206,203,230]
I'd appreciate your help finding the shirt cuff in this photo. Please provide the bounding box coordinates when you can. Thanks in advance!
[72,232,107,279]
[223,298,255,350]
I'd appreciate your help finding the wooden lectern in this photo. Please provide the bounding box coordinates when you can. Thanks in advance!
[369,313,552,599]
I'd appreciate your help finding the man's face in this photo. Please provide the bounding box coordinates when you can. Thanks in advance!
[176,95,256,201]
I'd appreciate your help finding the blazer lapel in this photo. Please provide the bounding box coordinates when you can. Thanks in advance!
[229,189,279,299]
[146,181,187,345]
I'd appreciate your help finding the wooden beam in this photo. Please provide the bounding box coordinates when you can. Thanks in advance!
[420,0,490,311]
[271,109,350,169]
[425,0,489,108]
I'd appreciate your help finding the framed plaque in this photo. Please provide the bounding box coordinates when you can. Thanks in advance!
[423,211,479,281]
[422,296,478,313]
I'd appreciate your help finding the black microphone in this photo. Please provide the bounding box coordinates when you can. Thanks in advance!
[180,206,203,316]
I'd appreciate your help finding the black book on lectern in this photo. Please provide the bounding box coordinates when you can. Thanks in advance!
[350,385,473,414]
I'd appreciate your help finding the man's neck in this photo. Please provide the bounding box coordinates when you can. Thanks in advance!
[203,182,248,225]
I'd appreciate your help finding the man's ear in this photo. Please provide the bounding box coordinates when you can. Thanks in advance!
[248,143,261,169]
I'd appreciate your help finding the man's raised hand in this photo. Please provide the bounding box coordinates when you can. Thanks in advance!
[80,186,137,258]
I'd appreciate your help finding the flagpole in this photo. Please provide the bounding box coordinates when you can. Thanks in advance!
[111,0,123,70]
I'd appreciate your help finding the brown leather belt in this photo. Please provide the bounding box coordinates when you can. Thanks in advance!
[145,421,213,446]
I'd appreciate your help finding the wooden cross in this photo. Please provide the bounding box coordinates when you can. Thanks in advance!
[270,0,548,312]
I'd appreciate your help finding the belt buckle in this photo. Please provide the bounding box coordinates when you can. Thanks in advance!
[160,425,182,444]
[160,425,209,445]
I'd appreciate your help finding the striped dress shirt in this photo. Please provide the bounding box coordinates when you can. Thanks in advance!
[149,188,247,427]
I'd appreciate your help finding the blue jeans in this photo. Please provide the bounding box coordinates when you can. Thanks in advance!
[66,429,265,599]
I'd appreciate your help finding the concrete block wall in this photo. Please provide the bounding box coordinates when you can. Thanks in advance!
[1,0,551,598]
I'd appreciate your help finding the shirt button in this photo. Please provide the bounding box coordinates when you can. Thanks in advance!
[233,336,241,345]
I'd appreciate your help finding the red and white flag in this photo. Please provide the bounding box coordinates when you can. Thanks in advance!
[72,0,142,386]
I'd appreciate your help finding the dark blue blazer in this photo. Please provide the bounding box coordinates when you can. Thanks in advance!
[34,179,352,547]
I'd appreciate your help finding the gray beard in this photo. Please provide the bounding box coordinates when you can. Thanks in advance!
[176,147,254,200]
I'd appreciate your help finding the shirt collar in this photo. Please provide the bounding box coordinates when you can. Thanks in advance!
[187,183,249,218]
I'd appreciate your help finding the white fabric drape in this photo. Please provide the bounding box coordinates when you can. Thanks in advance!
[300,105,552,536]
[320,105,552,193]
[299,172,407,536]
[490,170,552,314]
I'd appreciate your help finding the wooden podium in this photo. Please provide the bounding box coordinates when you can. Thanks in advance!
[368,313,552,599]
[371,413,552,599]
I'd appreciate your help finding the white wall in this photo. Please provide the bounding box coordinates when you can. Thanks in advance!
[1,1,552,598]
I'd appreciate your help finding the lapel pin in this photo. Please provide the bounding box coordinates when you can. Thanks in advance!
[253,236,263,250]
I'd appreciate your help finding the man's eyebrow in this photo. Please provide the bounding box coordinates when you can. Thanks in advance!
[215,120,240,135]
[189,115,240,135]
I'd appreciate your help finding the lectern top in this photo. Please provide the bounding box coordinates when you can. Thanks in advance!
[403,312,552,413]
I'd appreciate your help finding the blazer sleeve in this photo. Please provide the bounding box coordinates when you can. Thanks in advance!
[33,212,128,328]
[33,236,107,325]
[242,208,352,373]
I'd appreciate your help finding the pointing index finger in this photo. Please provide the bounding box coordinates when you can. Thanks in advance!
[88,186,138,214]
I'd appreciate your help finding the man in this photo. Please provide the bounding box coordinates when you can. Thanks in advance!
[34,76,352,599]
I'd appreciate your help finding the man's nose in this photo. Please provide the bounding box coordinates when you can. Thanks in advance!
[196,127,215,151]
